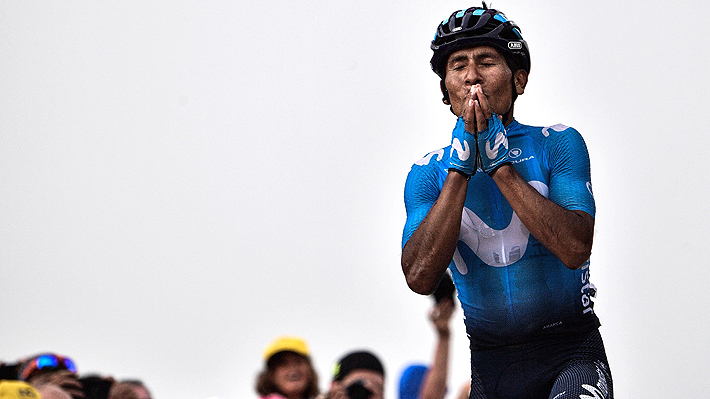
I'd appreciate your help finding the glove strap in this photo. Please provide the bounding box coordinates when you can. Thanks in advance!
[447,117,477,177]
[478,114,511,174]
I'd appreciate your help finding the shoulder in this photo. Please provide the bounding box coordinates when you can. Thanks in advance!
[406,146,449,180]
[542,123,584,144]
[404,147,448,201]
[512,121,582,140]
[514,121,587,152]
[410,147,448,169]
[542,123,579,136]
[543,124,588,156]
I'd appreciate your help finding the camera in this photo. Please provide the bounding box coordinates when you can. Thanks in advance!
[345,380,373,399]
[432,271,455,304]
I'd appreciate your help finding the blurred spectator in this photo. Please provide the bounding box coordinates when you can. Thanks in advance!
[36,384,73,399]
[0,380,41,399]
[255,336,320,399]
[397,365,427,399]
[453,381,469,399]
[8,354,149,399]
[325,350,385,399]
[109,380,151,399]
[107,382,138,399]
[78,375,114,399]
[18,353,84,399]
[398,274,456,399]
[0,362,20,381]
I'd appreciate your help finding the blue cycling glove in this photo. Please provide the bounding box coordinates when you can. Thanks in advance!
[477,113,511,174]
[447,117,477,177]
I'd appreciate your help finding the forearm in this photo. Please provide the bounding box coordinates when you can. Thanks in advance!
[491,165,594,269]
[402,171,468,294]
[420,333,450,399]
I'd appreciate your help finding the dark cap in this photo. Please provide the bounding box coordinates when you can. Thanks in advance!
[333,351,385,381]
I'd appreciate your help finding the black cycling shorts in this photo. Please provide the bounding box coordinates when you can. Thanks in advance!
[468,328,613,399]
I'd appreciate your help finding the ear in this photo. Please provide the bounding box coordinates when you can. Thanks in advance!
[440,80,450,105]
[514,70,528,95]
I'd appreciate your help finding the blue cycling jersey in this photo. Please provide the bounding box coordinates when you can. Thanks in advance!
[402,119,600,347]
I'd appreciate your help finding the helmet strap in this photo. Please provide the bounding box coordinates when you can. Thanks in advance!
[440,80,451,105]
[502,76,517,124]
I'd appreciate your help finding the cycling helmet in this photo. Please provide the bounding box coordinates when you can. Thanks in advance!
[430,5,530,78]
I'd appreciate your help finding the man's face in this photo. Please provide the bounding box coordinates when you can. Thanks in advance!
[443,46,517,118]
[332,370,384,399]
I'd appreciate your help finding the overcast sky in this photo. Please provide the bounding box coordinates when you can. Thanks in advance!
[2,1,709,398]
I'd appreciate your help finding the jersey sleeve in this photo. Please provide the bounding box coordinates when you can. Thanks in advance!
[402,152,445,248]
[546,126,596,218]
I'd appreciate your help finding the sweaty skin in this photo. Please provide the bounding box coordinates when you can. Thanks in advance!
[401,46,594,295]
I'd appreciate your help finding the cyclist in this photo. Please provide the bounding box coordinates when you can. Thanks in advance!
[401,4,613,398]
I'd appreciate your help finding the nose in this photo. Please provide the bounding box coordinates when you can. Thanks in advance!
[463,64,482,87]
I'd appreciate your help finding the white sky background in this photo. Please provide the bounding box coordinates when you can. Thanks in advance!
[2,1,709,398]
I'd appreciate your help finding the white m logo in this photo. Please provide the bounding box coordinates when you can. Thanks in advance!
[451,138,470,161]
[485,132,508,160]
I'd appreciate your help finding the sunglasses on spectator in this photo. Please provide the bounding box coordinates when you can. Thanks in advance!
[19,354,77,381]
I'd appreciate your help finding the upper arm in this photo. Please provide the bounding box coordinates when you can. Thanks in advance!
[402,154,444,248]
[546,127,596,218]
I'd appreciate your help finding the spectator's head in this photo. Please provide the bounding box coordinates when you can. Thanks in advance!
[17,353,84,399]
[36,384,73,399]
[113,380,151,399]
[398,364,428,399]
[107,380,151,399]
[256,336,319,399]
[79,375,115,399]
[331,351,385,399]
[18,353,77,382]
[0,380,41,399]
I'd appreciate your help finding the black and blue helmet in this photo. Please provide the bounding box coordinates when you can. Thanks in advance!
[430,6,530,78]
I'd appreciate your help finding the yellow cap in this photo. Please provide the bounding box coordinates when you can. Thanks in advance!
[0,380,41,399]
[262,336,310,362]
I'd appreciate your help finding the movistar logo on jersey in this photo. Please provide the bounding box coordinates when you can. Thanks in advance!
[485,132,508,160]
[453,181,549,270]
[415,149,444,166]
[542,123,569,137]
[451,138,470,161]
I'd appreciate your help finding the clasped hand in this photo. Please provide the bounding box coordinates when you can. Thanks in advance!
[447,85,511,176]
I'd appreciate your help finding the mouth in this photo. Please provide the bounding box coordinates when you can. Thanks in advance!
[285,372,304,381]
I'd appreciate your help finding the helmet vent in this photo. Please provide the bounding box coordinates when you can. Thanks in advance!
[430,7,531,77]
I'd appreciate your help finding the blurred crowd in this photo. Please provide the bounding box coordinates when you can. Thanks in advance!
[2,276,459,399]
[0,354,150,399]
[256,273,469,399]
